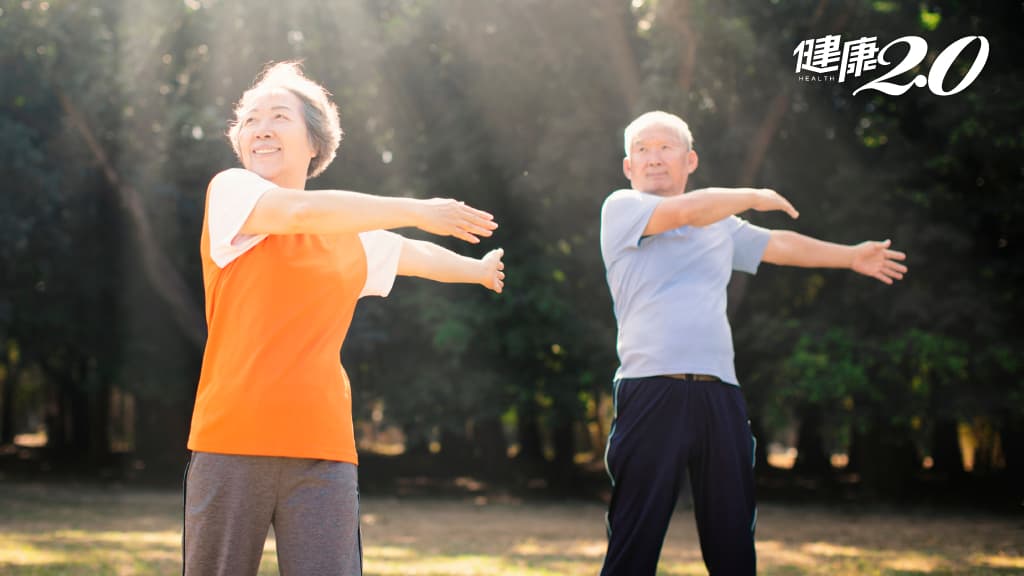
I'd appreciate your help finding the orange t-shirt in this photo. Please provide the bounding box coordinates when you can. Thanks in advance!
[187,169,402,464]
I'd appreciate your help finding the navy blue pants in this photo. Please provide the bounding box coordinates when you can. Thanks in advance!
[601,376,757,576]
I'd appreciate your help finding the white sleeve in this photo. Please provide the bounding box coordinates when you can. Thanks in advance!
[358,230,403,298]
[207,168,278,268]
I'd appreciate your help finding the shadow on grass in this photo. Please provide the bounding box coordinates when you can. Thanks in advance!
[0,531,281,576]
[1,483,1022,576]
[765,567,1024,576]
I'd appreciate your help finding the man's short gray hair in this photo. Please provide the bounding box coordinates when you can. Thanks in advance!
[623,111,694,157]
[227,61,343,179]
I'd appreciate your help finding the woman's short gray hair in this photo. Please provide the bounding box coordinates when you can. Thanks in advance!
[623,111,694,157]
[227,61,343,179]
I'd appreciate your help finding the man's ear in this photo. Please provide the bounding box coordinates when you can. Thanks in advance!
[686,150,699,175]
[623,156,632,180]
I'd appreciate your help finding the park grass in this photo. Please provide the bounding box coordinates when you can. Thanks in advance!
[0,483,1021,575]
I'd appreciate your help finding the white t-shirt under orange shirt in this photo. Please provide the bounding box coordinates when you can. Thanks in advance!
[187,168,402,464]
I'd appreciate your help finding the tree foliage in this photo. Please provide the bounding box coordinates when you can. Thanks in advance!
[0,0,1020,499]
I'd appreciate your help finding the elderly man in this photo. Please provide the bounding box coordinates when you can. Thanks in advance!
[599,111,906,575]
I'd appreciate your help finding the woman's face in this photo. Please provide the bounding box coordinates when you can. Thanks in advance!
[236,88,317,189]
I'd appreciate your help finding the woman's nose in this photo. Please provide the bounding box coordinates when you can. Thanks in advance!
[252,118,274,137]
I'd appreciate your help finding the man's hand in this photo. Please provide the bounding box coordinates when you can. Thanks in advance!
[751,189,800,219]
[479,248,505,293]
[416,199,498,243]
[851,239,907,285]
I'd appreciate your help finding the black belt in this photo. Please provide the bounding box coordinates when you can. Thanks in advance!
[663,373,719,382]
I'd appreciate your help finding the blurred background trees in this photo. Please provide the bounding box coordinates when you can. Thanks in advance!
[0,0,1020,504]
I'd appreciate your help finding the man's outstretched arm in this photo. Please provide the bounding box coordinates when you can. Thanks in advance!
[762,230,908,285]
[644,187,799,236]
[397,239,505,293]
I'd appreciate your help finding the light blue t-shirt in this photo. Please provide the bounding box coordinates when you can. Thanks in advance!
[600,189,771,385]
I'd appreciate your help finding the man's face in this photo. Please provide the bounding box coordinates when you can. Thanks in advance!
[623,123,698,196]
[237,89,316,188]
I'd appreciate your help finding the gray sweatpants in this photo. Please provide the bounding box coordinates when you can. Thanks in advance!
[183,452,361,576]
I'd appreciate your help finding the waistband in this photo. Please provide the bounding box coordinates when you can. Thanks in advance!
[662,373,720,382]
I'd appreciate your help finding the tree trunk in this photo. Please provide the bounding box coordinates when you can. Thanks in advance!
[133,395,192,481]
[793,404,831,476]
[727,2,849,313]
[472,416,508,472]
[999,419,1023,499]
[90,379,112,470]
[596,0,641,112]
[930,418,964,478]
[402,431,432,458]
[662,0,698,97]
[67,382,95,468]
[851,420,919,499]
[516,400,546,465]
[55,87,206,349]
[550,417,577,490]
[0,362,17,445]
[440,424,474,473]
[44,384,66,455]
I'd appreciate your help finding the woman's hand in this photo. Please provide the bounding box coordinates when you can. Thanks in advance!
[416,199,498,243]
[479,248,505,293]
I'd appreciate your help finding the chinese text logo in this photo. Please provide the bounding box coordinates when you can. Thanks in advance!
[793,35,989,96]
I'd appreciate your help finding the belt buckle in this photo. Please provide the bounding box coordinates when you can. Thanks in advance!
[665,373,717,382]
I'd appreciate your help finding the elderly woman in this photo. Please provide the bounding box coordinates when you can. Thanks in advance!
[183,62,504,575]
